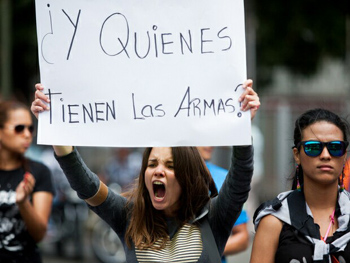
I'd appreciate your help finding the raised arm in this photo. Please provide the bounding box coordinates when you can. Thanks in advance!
[31,84,74,157]
[209,79,260,253]
[30,84,107,206]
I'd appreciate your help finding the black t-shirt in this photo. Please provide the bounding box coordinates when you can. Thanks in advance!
[0,159,54,263]
[275,224,350,263]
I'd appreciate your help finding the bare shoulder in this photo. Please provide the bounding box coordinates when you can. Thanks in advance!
[258,214,283,231]
[250,215,283,263]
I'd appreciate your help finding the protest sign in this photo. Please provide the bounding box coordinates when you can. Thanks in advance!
[35,0,250,147]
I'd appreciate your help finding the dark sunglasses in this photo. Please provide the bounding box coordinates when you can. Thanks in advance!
[10,124,35,134]
[297,140,349,157]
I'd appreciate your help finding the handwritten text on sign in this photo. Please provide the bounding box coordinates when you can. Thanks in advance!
[35,0,250,147]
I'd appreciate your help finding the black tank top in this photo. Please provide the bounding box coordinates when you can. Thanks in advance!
[275,224,350,263]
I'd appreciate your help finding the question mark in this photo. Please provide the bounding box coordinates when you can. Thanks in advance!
[235,84,243,118]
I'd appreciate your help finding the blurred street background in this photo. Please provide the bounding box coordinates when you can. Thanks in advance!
[1,0,349,262]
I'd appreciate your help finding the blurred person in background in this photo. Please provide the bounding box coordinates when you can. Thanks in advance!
[99,148,142,192]
[197,146,250,263]
[41,146,88,259]
[0,101,54,263]
[251,108,350,263]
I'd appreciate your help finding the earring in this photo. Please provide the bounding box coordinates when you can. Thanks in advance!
[296,165,301,192]
[340,164,345,192]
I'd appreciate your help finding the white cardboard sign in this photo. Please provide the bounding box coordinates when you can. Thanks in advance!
[35,0,251,147]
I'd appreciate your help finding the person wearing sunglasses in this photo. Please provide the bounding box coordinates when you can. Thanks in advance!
[251,108,350,263]
[0,101,54,263]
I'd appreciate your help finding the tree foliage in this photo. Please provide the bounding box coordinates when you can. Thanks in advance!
[253,0,347,84]
[11,0,38,103]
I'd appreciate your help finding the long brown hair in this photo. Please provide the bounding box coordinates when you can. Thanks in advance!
[124,147,217,249]
[0,100,32,171]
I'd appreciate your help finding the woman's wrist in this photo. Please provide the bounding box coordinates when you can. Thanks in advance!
[53,146,74,157]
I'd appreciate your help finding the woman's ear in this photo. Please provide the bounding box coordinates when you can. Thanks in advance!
[293,147,300,165]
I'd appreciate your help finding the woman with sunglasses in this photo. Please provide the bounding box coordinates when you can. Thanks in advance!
[250,108,350,263]
[0,101,54,263]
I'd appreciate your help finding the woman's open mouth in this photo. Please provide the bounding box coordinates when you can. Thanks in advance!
[153,181,166,200]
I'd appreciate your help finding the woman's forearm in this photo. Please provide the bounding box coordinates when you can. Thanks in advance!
[17,192,53,242]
